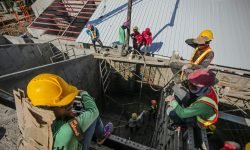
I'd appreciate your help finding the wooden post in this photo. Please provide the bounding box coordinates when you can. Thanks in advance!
[126,0,132,48]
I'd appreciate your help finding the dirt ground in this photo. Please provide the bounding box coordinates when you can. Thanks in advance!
[0,103,19,150]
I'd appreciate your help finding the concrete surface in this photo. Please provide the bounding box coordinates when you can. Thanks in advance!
[0,103,19,150]
[0,35,12,45]
[0,43,55,76]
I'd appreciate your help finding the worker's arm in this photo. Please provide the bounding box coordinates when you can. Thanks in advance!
[170,100,213,119]
[185,39,198,48]
[86,29,91,36]
[130,33,135,39]
[95,28,100,38]
[76,91,99,132]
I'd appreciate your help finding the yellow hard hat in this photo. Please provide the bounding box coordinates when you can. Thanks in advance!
[198,29,213,41]
[245,142,250,150]
[27,73,79,107]
[131,113,137,120]
[133,26,138,31]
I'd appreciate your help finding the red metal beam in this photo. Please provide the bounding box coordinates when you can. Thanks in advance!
[56,9,79,13]
[81,7,96,10]
[42,13,74,18]
[48,9,94,14]
[37,17,70,22]
[79,12,93,15]
[33,21,81,29]
[85,4,98,6]
[48,5,82,9]
[29,26,81,34]
[62,0,101,2]
[54,0,101,2]
[59,36,76,41]
[53,2,85,5]
[76,16,90,19]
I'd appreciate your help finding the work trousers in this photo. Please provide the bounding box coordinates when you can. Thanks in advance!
[82,117,104,150]
[92,39,104,52]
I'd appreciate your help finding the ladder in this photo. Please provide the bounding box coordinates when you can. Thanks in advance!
[99,59,111,94]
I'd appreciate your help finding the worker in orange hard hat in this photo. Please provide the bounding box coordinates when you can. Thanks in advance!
[149,100,158,121]
[165,69,218,131]
[26,73,113,150]
[170,30,214,79]
[86,24,104,53]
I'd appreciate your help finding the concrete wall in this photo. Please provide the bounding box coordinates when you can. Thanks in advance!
[0,55,101,105]
[0,35,12,45]
[0,43,57,76]
[31,0,54,17]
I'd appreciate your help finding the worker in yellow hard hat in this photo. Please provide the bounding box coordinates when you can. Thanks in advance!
[128,111,145,135]
[26,73,113,150]
[185,29,214,68]
[170,30,215,79]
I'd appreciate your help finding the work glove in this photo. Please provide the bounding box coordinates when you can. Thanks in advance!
[165,95,175,103]
[181,63,192,71]
[165,96,175,114]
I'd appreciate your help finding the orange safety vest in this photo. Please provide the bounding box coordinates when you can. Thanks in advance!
[195,87,218,127]
[190,47,212,65]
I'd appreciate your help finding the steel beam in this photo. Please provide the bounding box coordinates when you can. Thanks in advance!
[219,112,250,127]
[108,135,156,150]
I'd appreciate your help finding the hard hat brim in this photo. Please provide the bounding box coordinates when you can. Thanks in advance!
[193,37,206,45]
[55,85,79,107]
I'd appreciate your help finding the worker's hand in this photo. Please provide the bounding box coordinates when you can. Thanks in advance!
[181,64,192,71]
[165,96,175,102]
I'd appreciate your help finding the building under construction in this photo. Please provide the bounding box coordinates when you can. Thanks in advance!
[0,0,250,150]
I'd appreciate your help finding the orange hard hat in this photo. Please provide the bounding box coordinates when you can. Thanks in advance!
[151,100,157,105]
[87,24,92,29]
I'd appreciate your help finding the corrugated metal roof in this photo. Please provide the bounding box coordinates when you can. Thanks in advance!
[76,0,250,70]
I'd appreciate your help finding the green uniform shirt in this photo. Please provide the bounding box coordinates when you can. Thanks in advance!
[170,99,214,119]
[52,91,99,150]
[119,27,126,44]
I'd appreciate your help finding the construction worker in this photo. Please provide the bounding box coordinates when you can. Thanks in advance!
[128,111,145,134]
[86,24,104,53]
[170,30,214,76]
[119,21,130,49]
[149,100,157,121]
[130,26,144,52]
[142,27,153,54]
[165,69,218,130]
[26,73,113,150]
